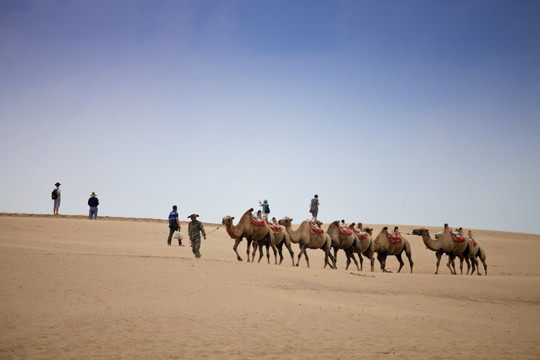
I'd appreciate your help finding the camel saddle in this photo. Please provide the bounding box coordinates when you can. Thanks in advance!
[338,226,352,235]
[250,215,266,227]
[467,236,478,246]
[264,219,283,232]
[450,232,466,243]
[354,230,369,239]
[386,232,403,244]
[310,221,324,234]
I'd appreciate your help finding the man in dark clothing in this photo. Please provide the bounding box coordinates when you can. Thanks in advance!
[167,205,182,246]
[188,214,206,258]
[88,192,99,220]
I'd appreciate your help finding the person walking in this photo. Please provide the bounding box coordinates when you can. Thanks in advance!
[88,192,99,220]
[188,214,206,258]
[52,182,61,215]
[310,194,319,221]
[259,200,270,220]
[167,205,182,246]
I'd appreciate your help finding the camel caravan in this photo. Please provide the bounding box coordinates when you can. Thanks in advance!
[221,208,487,275]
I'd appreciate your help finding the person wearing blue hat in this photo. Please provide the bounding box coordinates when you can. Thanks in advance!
[259,199,270,220]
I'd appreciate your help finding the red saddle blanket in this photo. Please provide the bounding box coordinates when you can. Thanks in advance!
[451,233,466,243]
[386,232,403,244]
[264,219,283,232]
[250,215,266,226]
[467,237,478,246]
[354,230,369,239]
[338,226,352,235]
[310,222,324,234]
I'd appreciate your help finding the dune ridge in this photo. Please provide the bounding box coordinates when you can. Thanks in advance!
[1,214,539,359]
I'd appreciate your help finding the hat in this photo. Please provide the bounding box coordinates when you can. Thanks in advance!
[188,214,199,218]
[55,182,61,186]
[263,199,268,204]
[90,192,97,197]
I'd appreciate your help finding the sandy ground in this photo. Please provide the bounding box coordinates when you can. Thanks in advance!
[1,213,539,360]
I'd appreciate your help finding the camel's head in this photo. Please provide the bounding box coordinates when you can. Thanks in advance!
[412,228,428,236]
[278,217,292,227]
[364,227,373,235]
[221,216,234,226]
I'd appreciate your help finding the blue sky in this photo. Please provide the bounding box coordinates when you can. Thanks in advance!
[1,0,539,234]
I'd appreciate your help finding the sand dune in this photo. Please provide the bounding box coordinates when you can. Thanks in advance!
[1,214,539,359]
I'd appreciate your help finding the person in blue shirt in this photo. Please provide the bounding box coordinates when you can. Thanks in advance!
[259,199,270,220]
[167,205,182,246]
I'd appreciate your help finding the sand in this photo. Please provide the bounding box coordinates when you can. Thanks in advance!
[1,213,539,359]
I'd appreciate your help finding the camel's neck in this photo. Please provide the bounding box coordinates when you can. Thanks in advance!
[421,232,439,251]
[284,224,301,242]
[225,224,242,239]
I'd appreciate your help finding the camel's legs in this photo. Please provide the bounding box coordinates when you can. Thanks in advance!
[252,242,261,262]
[333,248,339,268]
[366,250,375,272]
[267,232,279,265]
[479,253,488,275]
[405,248,414,273]
[447,255,457,275]
[270,244,277,264]
[304,251,310,268]
[435,252,443,274]
[347,250,360,271]
[296,245,308,267]
[284,242,295,266]
[324,250,336,269]
[357,252,364,271]
[233,238,243,261]
[254,243,263,263]
[396,254,405,273]
[276,242,285,265]
[246,239,253,263]
[471,255,481,276]
[377,253,390,272]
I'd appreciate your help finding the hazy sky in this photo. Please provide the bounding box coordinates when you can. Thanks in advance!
[1,0,539,234]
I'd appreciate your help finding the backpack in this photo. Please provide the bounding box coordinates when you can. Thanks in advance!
[51,188,58,200]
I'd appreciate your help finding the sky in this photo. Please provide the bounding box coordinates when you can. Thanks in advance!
[1,0,539,234]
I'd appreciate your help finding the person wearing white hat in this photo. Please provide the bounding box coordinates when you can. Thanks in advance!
[88,192,99,220]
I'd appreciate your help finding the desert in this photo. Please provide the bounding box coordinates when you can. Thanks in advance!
[1,213,539,359]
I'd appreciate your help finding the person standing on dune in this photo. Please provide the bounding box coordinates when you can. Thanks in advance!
[188,214,206,258]
[52,182,61,215]
[167,205,182,246]
[88,192,99,220]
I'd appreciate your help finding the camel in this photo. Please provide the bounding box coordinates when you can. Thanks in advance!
[347,224,375,272]
[372,226,414,273]
[326,220,360,270]
[278,217,336,269]
[458,231,487,275]
[411,224,477,275]
[251,220,295,266]
[221,208,277,263]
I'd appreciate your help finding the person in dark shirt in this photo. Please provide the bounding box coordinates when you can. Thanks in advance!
[167,205,182,246]
[88,192,99,220]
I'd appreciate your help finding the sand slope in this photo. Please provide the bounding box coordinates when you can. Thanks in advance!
[1,214,539,359]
